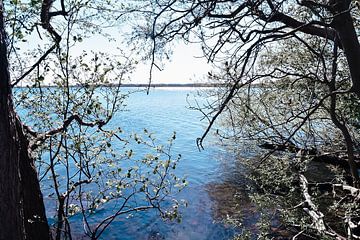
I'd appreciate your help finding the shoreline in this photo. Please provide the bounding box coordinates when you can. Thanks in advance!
[14,83,226,88]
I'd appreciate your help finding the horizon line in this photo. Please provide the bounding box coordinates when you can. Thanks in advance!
[14,82,227,88]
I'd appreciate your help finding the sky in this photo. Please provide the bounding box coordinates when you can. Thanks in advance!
[65,28,212,85]
[14,23,211,86]
[131,43,211,84]
[83,33,211,85]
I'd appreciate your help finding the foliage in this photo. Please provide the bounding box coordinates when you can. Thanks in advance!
[211,34,360,239]
[5,0,187,239]
[243,153,359,239]
[15,83,187,239]
[202,33,359,149]
[4,0,360,238]
[126,0,360,167]
[125,0,360,239]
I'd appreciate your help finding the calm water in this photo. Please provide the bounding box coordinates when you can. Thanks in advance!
[87,87,257,240]
[20,87,258,239]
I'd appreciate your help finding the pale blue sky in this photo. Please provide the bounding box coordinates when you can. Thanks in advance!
[131,43,210,84]
[14,25,210,85]
[68,29,211,84]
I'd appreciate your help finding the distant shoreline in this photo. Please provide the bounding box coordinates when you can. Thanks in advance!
[119,83,224,88]
[14,83,226,88]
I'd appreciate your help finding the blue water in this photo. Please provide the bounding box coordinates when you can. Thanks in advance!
[18,87,256,239]
[85,87,254,240]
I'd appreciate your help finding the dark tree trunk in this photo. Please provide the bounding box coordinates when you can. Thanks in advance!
[0,1,50,239]
[332,0,360,98]
[0,2,25,239]
[18,118,51,240]
[0,66,26,240]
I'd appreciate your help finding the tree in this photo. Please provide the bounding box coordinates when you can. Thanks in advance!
[127,0,360,238]
[215,36,360,238]
[0,1,49,238]
[0,0,186,239]
[129,0,360,184]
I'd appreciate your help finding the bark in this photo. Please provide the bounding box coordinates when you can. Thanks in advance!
[0,1,25,238]
[18,118,50,240]
[331,0,360,98]
[0,1,50,239]
[0,61,26,240]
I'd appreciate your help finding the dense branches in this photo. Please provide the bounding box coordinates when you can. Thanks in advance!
[130,0,360,238]
[132,0,360,185]
[1,0,187,239]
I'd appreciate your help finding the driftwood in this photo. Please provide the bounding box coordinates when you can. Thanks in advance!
[297,174,360,239]
[333,184,360,200]
[258,143,360,238]
[299,174,326,232]
[298,174,347,239]
[307,182,360,196]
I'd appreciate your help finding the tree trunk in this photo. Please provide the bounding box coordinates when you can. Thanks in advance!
[18,118,51,240]
[332,0,360,97]
[0,67,26,240]
[0,1,50,239]
[0,2,25,239]
[329,38,360,187]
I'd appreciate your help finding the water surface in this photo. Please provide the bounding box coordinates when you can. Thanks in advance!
[22,87,257,239]
[89,87,254,240]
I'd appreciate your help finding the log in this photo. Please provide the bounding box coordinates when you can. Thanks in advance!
[299,174,347,239]
[259,142,360,169]
[299,174,326,232]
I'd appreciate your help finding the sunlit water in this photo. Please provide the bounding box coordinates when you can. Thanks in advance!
[90,87,258,240]
[21,87,259,239]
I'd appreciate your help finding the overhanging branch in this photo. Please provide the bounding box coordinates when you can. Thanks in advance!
[29,114,105,150]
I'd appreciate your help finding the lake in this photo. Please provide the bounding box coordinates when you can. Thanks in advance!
[18,87,257,239]
[90,87,257,240]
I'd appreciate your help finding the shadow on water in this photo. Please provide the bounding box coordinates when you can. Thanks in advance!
[205,182,257,227]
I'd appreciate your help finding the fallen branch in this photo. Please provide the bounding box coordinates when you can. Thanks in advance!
[333,184,360,200]
[299,174,326,232]
[299,174,347,239]
[259,142,360,169]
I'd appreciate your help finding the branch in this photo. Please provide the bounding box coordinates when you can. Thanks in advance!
[40,0,64,43]
[196,48,253,149]
[207,2,248,19]
[11,44,56,87]
[267,12,338,44]
[299,174,347,239]
[12,0,67,86]
[63,178,92,198]
[30,114,105,150]
[300,174,326,232]
[333,184,360,199]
